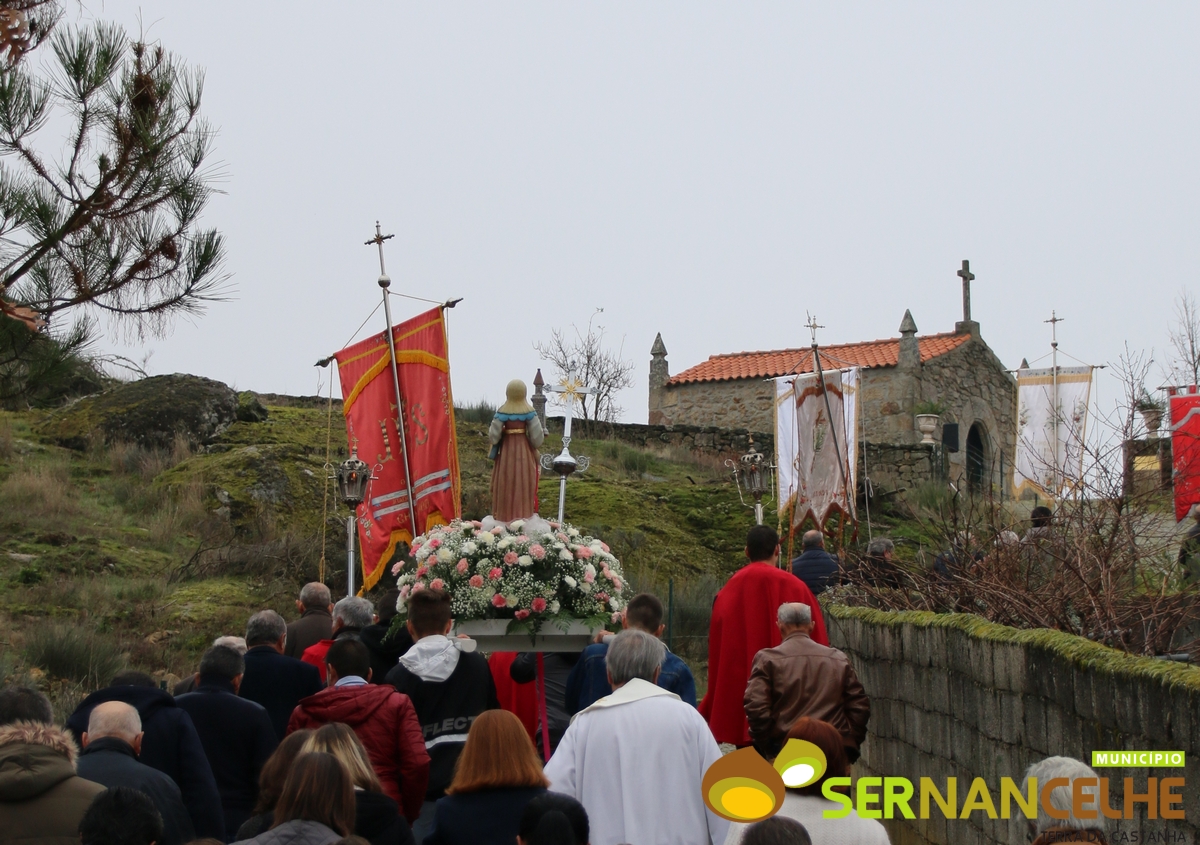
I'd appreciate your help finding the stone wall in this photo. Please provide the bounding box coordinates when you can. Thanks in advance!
[544,415,773,464]
[860,442,940,496]
[826,606,1200,845]
[643,377,776,432]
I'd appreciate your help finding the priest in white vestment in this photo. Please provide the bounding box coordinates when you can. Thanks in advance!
[544,629,730,845]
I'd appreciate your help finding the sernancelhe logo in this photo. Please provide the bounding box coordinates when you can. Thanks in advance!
[701,748,1187,824]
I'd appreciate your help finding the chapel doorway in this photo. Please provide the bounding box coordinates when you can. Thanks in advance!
[966,423,988,493]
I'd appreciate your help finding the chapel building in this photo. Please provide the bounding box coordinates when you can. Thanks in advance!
[648,306,1017,496]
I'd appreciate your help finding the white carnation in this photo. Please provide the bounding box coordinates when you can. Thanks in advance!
[568,527,580,537]
[416,547,432,562]
[437,548,454,563]
[563,576,577,589]
[584,563,596,577]
[510,520,525,531]
[479,532,495,545]
[498,538,512,550]
[518,555,533,567]
[609,597,620,610]
[461,541,477,555]
[549,600,560,613]
[580,582,593,594]
[559,549,573,561]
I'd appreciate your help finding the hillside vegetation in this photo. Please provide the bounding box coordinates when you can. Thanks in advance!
[0,393,756,714]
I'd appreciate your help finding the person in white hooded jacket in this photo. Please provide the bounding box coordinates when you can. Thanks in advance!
[384,588,499,843]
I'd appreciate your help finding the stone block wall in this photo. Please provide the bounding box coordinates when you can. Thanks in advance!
[826,606,1200,845]
[860,442,940,496]
[650,377,776,432]
[543,416,773,464]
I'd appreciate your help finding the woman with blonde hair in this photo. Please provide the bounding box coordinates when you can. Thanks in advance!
[424,710,549,845]
[301,723,412,845]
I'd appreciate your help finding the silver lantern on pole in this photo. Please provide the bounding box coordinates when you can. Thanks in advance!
[726,436,775,525]
[335,447,372,596]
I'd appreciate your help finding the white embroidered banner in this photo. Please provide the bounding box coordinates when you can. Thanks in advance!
[1013,366,1093,500]
[775,368,857,526]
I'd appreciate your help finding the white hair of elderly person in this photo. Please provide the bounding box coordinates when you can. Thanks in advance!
[544,628,730,845]
[1025,756,1108,845]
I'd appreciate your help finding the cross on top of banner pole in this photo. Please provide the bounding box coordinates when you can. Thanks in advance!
[365,221,395,288]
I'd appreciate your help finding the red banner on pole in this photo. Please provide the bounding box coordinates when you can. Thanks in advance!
[1170,385,1200,522]
[333,307,461,591]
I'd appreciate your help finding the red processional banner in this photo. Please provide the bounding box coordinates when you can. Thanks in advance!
[333,306,461,591]
[1170,385,1200,522]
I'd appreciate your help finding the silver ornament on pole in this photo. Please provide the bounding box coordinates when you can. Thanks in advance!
[334,447,373,596]
[726,436,775,525]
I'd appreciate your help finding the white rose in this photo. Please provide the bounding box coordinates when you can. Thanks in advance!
[559,550,573,561]
[518,555,533,567]
[563,576,577,589]
[549,600,561,613]
[437,548,454,563]
[461,542,477,556]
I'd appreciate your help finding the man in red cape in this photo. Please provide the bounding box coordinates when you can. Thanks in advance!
[699,525,828,747]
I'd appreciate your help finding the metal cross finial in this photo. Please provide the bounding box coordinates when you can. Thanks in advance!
[1044,310,1064,349]
[805,313,825,346]
[540,368,594,522]
[365,221,396,288]
[957,260,975,323]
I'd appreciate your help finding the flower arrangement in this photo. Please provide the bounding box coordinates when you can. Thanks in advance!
[392,519,627,631]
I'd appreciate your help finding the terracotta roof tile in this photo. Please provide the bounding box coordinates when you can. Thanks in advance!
[666,333,970,385]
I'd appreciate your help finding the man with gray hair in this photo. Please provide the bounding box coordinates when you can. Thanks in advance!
[77,701,195,845]
[301,595,376,682]
[1024,756,1108,844]
[744,602,870,762]
[789,529,841,595]
[862,537,903,588]
[238,609,322,739]
[285,581,333,659]
[544,629,729,845]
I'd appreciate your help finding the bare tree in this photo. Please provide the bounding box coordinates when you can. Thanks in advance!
[1167,291,1200,387]
[535,308,635,424]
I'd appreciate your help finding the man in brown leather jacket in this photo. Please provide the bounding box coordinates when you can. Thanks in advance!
[743,602,870,761]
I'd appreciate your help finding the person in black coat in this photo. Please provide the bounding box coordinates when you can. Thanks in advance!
[360,589,413,684]
[176,645,279,840]
[66,671,225,840]
[238,610,323,740]
[509,652,579,759]
[77,701,196,845]
[789,529,842,595]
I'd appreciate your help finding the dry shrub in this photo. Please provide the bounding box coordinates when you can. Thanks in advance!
[0,460,77,523]
[24,626,127,687]
[147,479,209,549]
[0,417,13,460]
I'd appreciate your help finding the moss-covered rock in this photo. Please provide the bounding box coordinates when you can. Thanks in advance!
[37,374,238,450]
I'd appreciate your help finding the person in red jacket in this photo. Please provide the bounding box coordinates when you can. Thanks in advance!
[287,638,429,823]
[698,524,829,748]
[301,596,375,683]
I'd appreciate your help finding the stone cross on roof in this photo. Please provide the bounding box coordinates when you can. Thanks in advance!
[957,259,975,323]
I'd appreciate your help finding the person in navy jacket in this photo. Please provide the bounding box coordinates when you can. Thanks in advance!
[565,592,696,714]
[237,610,323,740]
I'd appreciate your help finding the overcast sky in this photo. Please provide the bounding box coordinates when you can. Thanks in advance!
[76,2,1199,425]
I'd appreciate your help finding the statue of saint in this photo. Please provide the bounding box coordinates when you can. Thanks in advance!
[489,379,545,522]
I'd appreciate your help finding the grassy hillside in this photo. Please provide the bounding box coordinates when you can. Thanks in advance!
[0,400,754,713]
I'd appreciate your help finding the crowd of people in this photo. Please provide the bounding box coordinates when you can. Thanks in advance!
[0,525,1116,845]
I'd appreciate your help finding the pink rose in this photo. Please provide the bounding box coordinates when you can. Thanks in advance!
[489,567,503,581]
[429,539,441,549]
[576,546,593,559]
[456,560,469,574]
[514,609,530,620]
[469,574,484,588]
[531,597,547,613]
[596,591,609,603]
[583,571,595,583]
[430,578,444,591]
[412,582,425,593]
[504,551,519,565]
[491,594,507,608]
[530,544,546,560]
